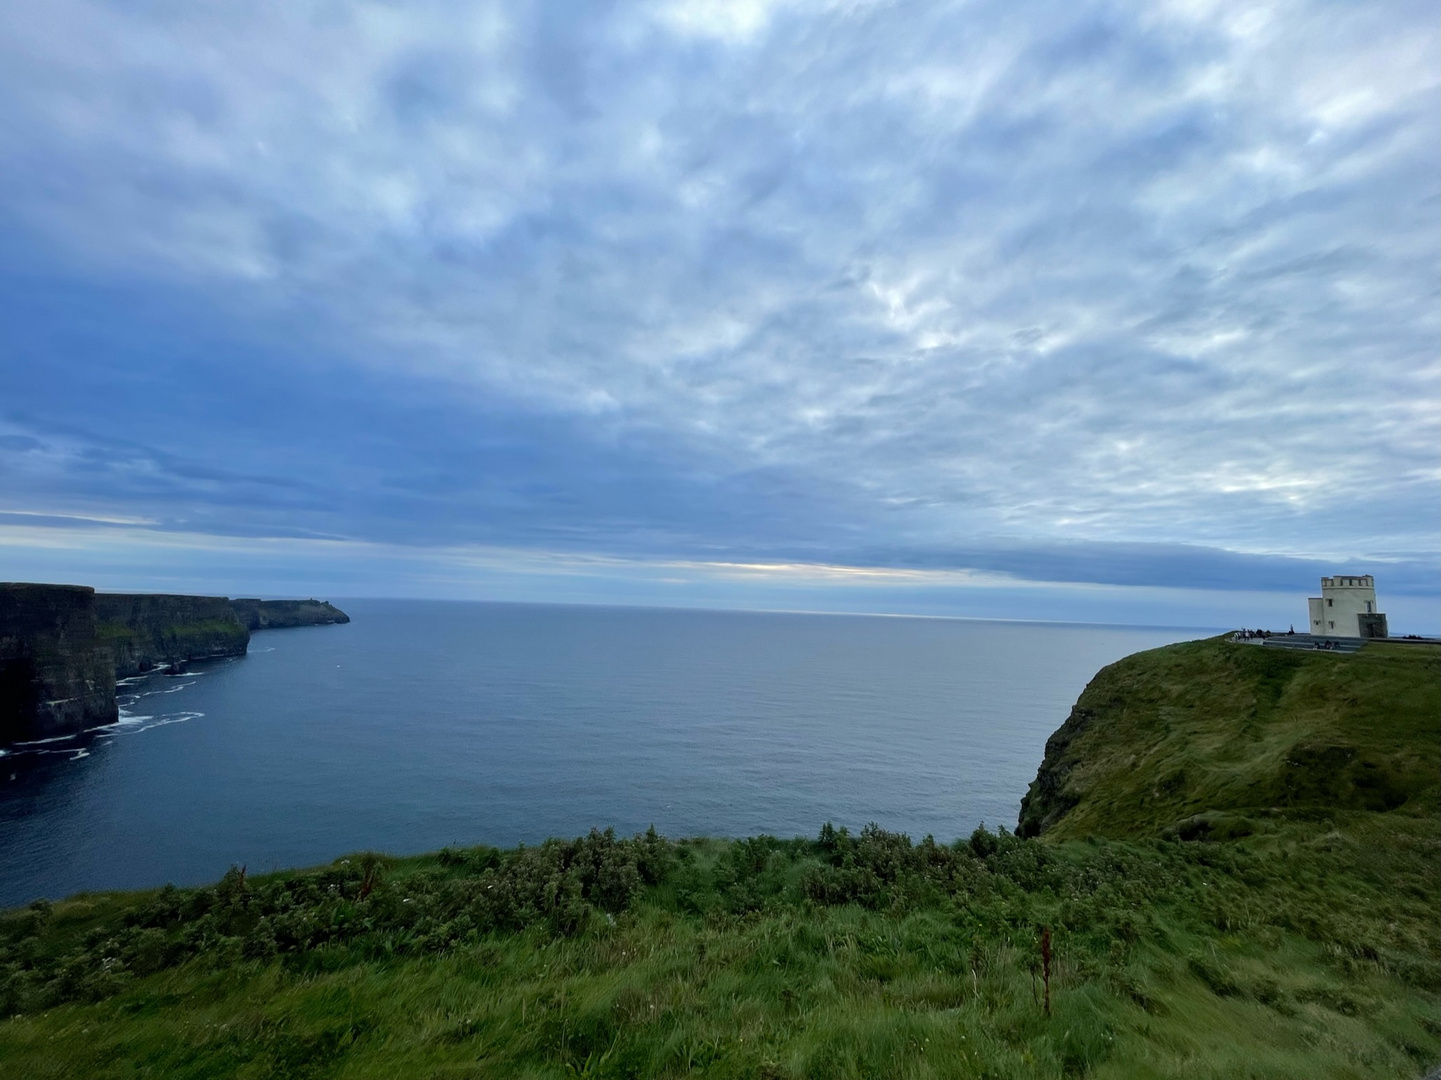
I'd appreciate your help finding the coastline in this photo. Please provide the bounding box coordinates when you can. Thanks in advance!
[1,634,1435,1076]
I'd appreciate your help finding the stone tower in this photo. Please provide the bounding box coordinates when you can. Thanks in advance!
[1307,575,1387,638]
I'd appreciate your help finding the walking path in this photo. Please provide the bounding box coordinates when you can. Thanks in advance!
[1230,631,1363,653]
[1229,631,1440,653]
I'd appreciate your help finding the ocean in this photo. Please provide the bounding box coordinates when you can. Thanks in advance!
[0,601,1202,907]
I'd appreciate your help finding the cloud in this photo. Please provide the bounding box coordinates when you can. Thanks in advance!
[0,0,1436,604]
[3,520,1438,633]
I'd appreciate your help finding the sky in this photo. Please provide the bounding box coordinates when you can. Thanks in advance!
[1,0,1437,630]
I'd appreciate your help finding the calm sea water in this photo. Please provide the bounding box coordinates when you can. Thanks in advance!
[0,601,1201,906]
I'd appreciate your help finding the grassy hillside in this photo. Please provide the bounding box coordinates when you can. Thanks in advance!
[1,638,1436,1078]
[1017,638,1440,841]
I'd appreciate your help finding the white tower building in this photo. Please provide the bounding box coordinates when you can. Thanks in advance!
[1307,575,1387,638]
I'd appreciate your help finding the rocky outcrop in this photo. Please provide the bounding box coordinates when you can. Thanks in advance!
[230,598,350,631]
[0,584,118,744]
[1015,703,1097,838]
[94,594,250,680]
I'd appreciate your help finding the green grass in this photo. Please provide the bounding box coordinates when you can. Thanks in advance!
[1018,638,1440,840]
[1,638,1436,1078]
[2,818,1435,1078]
[97,618,247,647]
[94,622,139,640]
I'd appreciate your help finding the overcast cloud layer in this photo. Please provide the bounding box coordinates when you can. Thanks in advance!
[1,0,1437,613]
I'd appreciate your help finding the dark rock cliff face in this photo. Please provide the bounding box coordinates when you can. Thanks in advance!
[1016,704,1097,838]
[230,598,350,631]
[0,584,118,744]
[94,594,251,680]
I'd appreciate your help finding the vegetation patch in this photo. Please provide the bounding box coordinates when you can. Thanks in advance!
[1,812,1436,1078]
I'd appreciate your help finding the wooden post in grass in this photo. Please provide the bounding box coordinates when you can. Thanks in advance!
[1041,926,1052,1017]
[358,853,380,900]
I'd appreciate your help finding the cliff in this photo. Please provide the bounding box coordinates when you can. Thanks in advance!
[3,585,347,745]
[1017,636,1440,840]
[0,584,118,744]
[94,594,250,680]
[229,598,349,631]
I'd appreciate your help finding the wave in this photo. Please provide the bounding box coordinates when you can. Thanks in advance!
[6,741,88,760]
[120,681,196,704]
[10,733,77,748]
[6,698,208,763]
[98,712,205,737]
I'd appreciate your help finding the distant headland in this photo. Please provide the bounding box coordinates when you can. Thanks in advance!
[0,584,348,746]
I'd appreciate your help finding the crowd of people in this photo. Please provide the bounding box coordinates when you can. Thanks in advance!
[1231,627,1343,650]
[1233,628,1276,641]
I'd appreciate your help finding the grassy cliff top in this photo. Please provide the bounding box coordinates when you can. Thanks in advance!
[1018,637,1440,841]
